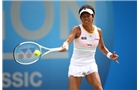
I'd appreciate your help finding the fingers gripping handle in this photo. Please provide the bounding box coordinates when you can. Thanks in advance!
[51,45,69,52]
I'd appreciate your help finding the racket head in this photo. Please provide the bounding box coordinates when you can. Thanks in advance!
[13,41,42,65]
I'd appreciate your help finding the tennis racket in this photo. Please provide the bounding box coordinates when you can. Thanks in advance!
[13,41,67,65]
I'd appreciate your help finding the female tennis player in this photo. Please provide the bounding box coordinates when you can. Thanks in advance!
[60,4,118,90]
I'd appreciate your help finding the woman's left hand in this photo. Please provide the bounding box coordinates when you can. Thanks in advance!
[110,51,119,60]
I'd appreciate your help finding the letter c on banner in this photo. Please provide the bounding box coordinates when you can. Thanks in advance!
[11,1,54,40]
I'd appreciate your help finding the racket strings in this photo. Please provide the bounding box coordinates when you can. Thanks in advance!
[17,47,37,59]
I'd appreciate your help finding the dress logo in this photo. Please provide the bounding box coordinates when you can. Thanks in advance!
[89,35,92,37]
[87,44,92,46]
[81,37,87,40]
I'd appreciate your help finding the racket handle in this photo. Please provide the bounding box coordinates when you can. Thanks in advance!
[51,47,62,52]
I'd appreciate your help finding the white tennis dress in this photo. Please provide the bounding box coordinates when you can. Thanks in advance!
[68,24,100,77]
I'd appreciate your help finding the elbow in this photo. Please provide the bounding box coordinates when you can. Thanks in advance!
[99,45,105,51]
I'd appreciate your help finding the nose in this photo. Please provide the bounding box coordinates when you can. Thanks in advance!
[83,16,88,21]
[85,16,88,19]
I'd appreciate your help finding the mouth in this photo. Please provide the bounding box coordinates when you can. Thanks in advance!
[84,21,89,23]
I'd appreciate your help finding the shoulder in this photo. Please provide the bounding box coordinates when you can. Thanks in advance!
[97,27,102,33]
[94,25,102,32]
[95,26,102,36]
[70,25,81,38]
[71,25,81,33]
[73,25,80,30]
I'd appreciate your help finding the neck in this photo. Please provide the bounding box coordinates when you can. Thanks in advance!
[82,24,94,32]
[83,23,92,27]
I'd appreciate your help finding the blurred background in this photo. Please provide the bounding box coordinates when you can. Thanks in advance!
[2,1,137,90]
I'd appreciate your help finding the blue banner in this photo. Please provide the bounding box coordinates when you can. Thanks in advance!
[3,1,137,90]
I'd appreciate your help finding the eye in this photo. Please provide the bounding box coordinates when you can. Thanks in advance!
[82,15,90,18]
[82,15,86,18]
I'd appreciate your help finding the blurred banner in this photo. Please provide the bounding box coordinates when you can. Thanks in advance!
[3,1,137,90]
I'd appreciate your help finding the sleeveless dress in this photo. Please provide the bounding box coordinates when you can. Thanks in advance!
[68,24,100,77]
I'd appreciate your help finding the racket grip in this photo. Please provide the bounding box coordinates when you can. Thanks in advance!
[51,47,62,52]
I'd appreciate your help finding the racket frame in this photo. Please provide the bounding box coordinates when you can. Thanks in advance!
[13,41,62,65]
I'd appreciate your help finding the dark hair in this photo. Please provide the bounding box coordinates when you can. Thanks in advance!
[78,4,95,15]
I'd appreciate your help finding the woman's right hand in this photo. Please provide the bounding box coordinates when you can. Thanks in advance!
[59,41,69,52]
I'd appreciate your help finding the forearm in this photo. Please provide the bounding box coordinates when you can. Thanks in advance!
[63,36,75,49]
[99,46,110,56]
[64,39,71,45]
[99,46,115,59]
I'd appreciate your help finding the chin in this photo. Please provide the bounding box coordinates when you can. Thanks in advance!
[83,22,92,25]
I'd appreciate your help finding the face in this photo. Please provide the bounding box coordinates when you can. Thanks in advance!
[80,12,94,25]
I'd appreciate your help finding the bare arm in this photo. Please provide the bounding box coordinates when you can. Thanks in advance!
[60,26,80,52]
[97,28,109,56]
[97,28,119,60]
